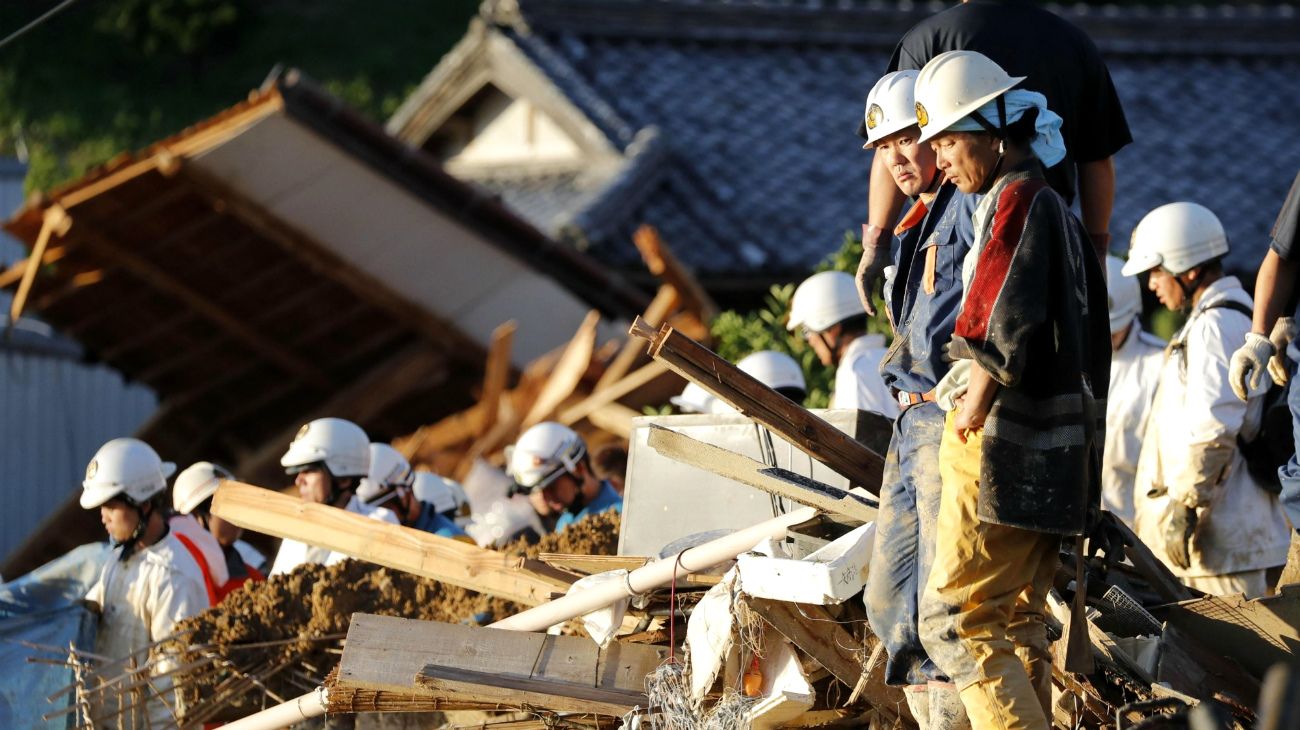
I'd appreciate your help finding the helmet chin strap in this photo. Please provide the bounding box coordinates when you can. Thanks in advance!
[115,498,161,560]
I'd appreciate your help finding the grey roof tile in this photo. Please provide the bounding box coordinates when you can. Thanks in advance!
[478,4,1300,278]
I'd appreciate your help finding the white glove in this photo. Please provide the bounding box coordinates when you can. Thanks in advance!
[1229,333,1274,401]
[1267,316,1297,386]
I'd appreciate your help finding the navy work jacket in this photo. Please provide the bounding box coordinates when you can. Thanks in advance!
[880,182,978,395]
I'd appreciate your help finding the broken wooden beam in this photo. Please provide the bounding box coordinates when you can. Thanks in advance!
[747,599,904,723]
[337,614,666,716]
[632,225,719,324]
[646,424,877,520]
[629,318,884,493]
[210,481,570,605]
[1104,513,1195,604]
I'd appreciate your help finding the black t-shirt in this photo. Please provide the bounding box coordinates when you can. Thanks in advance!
[888,0,1132,203]
[1270,171,1300,260]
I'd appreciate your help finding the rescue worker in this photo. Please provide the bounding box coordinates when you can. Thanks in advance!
[591,444,629,496]
[270,417,398,576]
[1101,255,1166,528]
[712,350,807,413]
[857,0,1132,310]
[853,69,977,730]
[1126,203,1290,598]
[411,470,475,535]
[81,438,208,726]
[357,442,472,540]
[506,422,622,532]
[913,51,1110,730]
[172,462,267,601]
[167,476,227,607]
[1228,170,1300,533]
[788,270,899,418]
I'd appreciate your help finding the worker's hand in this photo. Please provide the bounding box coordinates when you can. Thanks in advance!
[1163,502,1198,570]
[952,397,987,444]
[1268,317,1297,386]
[855,223,890,317]
[1229,333,1275,401]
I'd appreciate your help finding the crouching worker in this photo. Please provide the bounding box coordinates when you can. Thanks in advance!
[853,69,977,730]
[913,51,1110,730]
[507,422,621,532]
[173,462,266,601]
[81,438,208,727]
[1126,203,1290,597]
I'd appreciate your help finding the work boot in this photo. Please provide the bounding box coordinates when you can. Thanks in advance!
[904,685,930,730]
[927,682,971,730]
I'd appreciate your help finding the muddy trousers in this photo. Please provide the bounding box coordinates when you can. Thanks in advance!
[919,414,1060,730]
[863,402,946,686]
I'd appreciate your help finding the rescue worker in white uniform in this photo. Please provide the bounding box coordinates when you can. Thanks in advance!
[1101,255,1165,528]
[788,270,900,417]
[1126,203,1290,598]
[81,438,208,727]
[270,418,398,576]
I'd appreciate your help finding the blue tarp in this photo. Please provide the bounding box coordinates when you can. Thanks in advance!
[0,543,107,729]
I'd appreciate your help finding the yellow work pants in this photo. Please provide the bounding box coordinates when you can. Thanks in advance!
[918,413,1060,730]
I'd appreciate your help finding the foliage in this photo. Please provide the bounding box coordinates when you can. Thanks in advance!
[0,0,480,192]
[710,230,892,409]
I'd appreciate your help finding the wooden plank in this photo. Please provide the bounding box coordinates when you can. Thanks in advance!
[415,665,643,716]
[338,614,666,716]
[632,225,719,324]
[71,223,334,390]
[1105,513,1194,604]
[630,318,884,493]
[594,284,678,391]
[9,205,70,323]
[211,481,570,605]
[1157,624,1260,708]
[478,321,517,437]
[584,402,640,439]
[747,599,863,690]
[646,424,877,521]
[522,310,600,428]
[559,361,671,426]
[337,613,545,694]
[538,554,651,575]
[0,244,68,289]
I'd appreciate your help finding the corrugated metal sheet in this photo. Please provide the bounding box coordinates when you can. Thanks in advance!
[0,160,158,571]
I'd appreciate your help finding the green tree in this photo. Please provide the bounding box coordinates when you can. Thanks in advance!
[710,231,891,408]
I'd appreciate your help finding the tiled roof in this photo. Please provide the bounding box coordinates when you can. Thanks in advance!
[443,0,1300,278]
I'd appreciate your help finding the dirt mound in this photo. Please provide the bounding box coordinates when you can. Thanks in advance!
[174,511,621,719]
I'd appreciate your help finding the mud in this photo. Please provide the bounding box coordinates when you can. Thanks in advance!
[173,511,621,717]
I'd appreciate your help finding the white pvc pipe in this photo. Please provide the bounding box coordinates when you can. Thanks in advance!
[490,505,817,632]
[219,688,327,730]
[220,506,816,728]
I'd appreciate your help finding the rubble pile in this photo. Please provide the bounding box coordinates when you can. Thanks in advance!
[172,511,622,721]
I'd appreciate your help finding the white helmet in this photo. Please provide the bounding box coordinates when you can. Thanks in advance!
[861,70,921,146]
[412,470,471,523]
[172,461,234,515]
[81,438,176,509]
[670,382,716,414]
[1106,256,1142,335]
[737,351,806,394]
[357,443,413,506]
[280,417,370,478]
[915,50,1025,144]
[1122,202,1229,277]
[505,422,587,493]
[788,271,866,334]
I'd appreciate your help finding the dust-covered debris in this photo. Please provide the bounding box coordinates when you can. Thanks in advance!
[172,511,622,720]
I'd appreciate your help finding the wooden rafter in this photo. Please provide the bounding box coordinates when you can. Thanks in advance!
[175,162,487,366]
[9,205,70,324]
